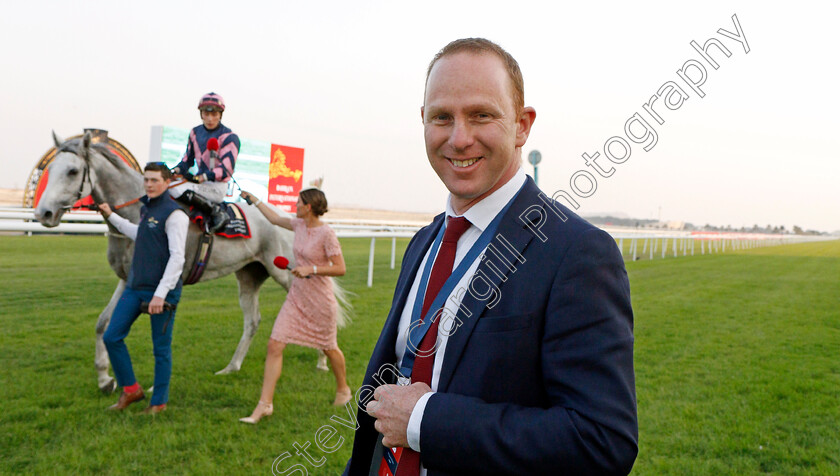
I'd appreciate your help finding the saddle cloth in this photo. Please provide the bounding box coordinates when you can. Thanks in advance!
[189,203,251,239]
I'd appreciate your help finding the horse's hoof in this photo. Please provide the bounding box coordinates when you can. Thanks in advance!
[99,378,117,394]
[215,366,238,375]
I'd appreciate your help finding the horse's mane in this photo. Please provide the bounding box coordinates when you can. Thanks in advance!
[91,142,137,173]
[55,137,84,155]
[57,138,139,175]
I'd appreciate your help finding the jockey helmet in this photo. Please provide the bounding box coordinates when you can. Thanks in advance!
[198,92,225,112]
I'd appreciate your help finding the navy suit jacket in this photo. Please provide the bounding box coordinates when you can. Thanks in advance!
[345,178,637,475]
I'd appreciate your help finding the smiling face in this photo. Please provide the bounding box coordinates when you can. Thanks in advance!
[422,52,535,214]
[144,170,170,199]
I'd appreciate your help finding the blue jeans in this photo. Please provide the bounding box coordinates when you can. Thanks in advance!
[103,286,180,406]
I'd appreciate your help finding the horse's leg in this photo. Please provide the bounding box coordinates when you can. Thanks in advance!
[95,279,125,393]
[216,262,270,375]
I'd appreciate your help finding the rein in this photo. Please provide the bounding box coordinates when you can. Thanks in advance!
[57,141,191,212]
[66,167,187,211]
[111,179,188,210]
[57,140,190,212]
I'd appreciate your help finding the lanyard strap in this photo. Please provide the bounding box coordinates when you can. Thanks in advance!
[399,187,521,378]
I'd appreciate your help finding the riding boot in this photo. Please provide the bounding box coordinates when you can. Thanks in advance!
[176,190,229,233]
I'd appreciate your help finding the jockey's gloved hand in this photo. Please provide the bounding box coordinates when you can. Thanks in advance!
[170,166,181,176]
[182,171,196,183]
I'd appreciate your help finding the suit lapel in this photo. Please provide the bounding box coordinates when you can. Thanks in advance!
[437,180,541,392]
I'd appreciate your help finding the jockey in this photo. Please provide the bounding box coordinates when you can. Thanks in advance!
[170,92,241,233]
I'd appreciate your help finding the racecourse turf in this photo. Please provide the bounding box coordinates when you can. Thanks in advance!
[0,235,837,475]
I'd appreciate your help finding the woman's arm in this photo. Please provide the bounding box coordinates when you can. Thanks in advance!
[292,253,346,278]
[240,190,293,230]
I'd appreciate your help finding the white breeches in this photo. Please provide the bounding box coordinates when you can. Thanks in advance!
[169,180,229,203]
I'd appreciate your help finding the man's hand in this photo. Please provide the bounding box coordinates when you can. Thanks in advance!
[196,173,207,183]
[148,296,166,315]
[366,382,432,448]
[170,166,181,176]
[98,203,112,218]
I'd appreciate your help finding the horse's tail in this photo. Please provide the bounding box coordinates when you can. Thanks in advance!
[332,278,355,329]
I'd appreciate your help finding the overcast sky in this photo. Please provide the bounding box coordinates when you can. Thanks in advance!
[1,0,837,232]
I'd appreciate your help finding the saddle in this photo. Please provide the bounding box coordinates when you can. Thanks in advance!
[183,203,251,284]
[188,202,251,239]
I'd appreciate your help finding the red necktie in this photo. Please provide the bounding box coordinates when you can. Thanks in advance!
[388,216,472,476]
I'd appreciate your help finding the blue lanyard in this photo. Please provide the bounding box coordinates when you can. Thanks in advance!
[399,188,520,378]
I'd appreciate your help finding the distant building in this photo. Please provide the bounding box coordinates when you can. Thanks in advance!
[648,221,685,230]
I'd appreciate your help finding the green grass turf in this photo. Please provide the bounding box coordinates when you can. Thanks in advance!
[629,239,840,475]
[0,235,402,475]
[0,235,837,475]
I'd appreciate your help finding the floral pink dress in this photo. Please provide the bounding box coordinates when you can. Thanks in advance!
[270,218,343,350]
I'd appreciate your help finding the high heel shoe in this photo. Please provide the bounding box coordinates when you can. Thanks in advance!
[333,388,352,406]
[239,400,274,424]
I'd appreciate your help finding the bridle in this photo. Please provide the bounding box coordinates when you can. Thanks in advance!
[55,143,100,212]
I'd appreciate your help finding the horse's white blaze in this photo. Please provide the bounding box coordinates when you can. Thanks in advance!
[34,152,90,226]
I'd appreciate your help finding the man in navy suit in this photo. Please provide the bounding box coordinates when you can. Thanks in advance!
[344,38,637,475]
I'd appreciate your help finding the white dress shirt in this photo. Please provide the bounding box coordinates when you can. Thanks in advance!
[395,168,527,464]
[108,207,189,299]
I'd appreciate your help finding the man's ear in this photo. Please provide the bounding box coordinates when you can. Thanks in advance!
[420,106,425,123]
[515,107,537,148]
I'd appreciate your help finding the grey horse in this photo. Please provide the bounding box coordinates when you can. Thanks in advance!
[34,131,349,393]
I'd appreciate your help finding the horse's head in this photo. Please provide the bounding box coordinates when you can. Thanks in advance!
[34,131,95,227]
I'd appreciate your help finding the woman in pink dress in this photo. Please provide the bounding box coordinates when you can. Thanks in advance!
[237,188,351,424]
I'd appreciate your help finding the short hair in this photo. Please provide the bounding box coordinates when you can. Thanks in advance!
[425,38,525,111]
[144,162,172,180]
[299,188,328,217]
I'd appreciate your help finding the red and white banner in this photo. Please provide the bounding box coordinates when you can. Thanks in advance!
[267,144,305,213]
